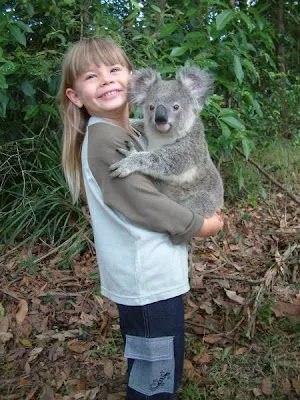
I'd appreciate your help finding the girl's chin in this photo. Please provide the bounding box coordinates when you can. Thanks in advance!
[90,101,128,117]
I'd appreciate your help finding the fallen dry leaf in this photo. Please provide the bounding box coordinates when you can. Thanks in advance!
[103,358,114,378]
[253,387,262,397]
[261,376,273,395]
[67,339,94,353]
[272,301,300,318]
[16,299,28,324]
[79,311,97,326]
[281,378,291,393]
[19,338,32,348]
[0,302,5,317]
[193,352,213,364]
[100,313,109,335]
[25,386,38,400]
[292,378,300,394]
[191,276,204,288]
[0,316,13,343]
[233,347,248,356]
[27,347,43,363]
[225,289,246,305]
[274,248,282,266]
[203,334,222,344]
[184,359,195,380]
[199,300,214,314]
[40,384,55,400]
[76,379,87,391]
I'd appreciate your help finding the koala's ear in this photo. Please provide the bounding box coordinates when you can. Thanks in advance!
[176,66,214,110]
[130,68,161,105]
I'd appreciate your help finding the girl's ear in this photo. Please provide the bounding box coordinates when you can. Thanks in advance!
[65,88,83,108]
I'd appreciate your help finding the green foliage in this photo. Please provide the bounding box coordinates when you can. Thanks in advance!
[0,0,299,249]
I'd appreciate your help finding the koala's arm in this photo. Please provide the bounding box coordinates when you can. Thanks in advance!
[110,136,195,179]
[87,122,203,243]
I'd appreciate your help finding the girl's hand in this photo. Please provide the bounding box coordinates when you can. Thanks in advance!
[195,209,224,238]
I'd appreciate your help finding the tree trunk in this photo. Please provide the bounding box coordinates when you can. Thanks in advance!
[276,0,285,73]
[271,0,290,137]
[81,0,91,38]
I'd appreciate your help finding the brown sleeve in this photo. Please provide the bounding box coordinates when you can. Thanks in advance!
[87,122,203,244]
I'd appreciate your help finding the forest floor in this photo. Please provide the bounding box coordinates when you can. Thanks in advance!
[0,185,299,400]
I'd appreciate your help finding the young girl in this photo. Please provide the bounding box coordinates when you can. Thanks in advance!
[59,37,223,399]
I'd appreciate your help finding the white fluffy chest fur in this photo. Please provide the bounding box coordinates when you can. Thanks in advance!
[163,166,198,184]
[147,133,177,150]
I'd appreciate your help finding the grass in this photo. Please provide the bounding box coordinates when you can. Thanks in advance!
[0,130,91,262]
[180,321,300,399]
[179,291,300,400]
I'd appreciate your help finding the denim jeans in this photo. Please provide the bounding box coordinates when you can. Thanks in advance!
[117,296,184,400]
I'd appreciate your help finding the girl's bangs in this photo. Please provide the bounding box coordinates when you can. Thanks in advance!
[68,38,131,82]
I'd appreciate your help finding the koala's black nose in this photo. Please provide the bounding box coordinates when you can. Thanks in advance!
[155,105,168,123]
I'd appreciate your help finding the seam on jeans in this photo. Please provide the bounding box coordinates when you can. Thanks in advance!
[142,304,150,338]
[143,305,149,399]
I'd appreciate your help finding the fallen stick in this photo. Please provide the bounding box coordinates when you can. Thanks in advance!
[235,147,300,205]
[202,274,264,284]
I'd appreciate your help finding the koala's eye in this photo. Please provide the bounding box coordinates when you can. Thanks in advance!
[173,104,180,110]
[149,105,154,111]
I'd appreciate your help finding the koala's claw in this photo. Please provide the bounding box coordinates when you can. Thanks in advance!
[109,158,136,178]
[110,141,139,178]
[125,140,135,151]
[109,161,131,178]
[116,147,130,156]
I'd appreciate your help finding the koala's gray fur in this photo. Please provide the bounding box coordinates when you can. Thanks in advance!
[110,66,224,218]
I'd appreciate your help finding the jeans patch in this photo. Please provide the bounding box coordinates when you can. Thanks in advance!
[125,335,175,396]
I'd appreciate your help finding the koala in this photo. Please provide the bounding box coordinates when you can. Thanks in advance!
[109,66,224,218]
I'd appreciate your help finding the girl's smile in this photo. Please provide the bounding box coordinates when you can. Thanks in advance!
[99,89,122,99]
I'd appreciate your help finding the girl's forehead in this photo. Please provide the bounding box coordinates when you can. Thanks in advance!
[82,61,119,70]
[71,50,127,77]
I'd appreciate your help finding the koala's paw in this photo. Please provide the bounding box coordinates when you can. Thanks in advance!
[109,144,140,178]
[109,158,135,178]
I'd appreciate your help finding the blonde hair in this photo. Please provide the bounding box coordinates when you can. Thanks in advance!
[59,37,132,203]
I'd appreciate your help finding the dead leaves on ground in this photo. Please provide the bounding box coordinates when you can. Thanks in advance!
[0,250,126,398]
[0,192,299,398]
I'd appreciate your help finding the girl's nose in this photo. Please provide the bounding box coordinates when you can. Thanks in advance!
[100,72,114,86]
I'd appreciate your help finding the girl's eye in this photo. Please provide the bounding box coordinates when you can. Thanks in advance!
[149,105,154,111]
[111,66,121,72]
[173,104,180,110]
[85,74,96,80]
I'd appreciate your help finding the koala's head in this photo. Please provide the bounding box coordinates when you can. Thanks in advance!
[130,66,214,139]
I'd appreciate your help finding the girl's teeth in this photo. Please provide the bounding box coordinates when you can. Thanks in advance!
[103,90,118,97]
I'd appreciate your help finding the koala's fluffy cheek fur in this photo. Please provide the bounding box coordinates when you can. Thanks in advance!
[173,107,196,138]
